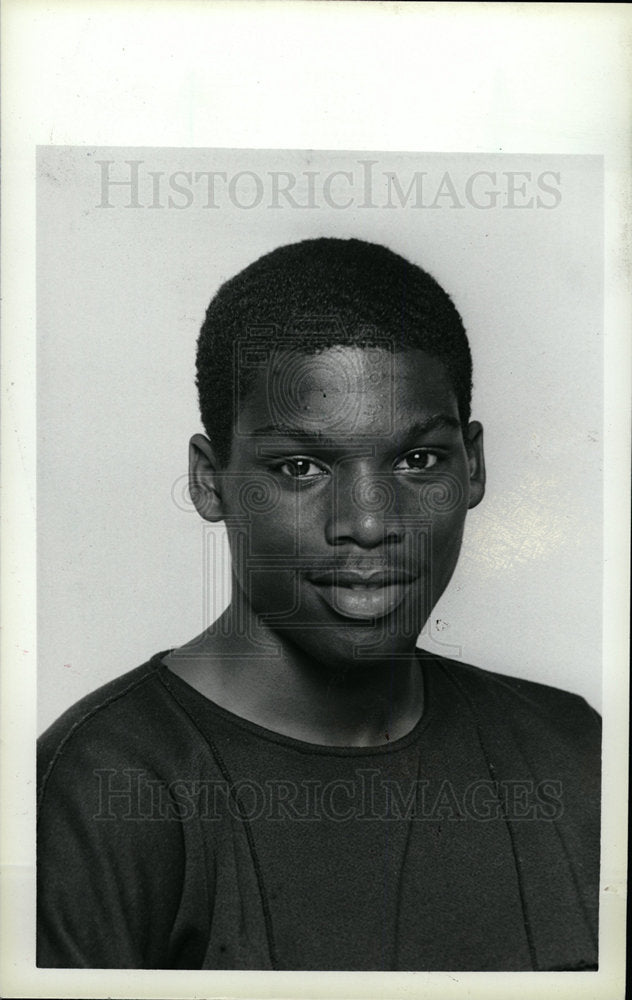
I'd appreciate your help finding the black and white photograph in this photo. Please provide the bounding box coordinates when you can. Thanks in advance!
[2,5,630,1000]
[36,147,602,971]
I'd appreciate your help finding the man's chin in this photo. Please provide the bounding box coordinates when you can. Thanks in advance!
[267,619,423,671]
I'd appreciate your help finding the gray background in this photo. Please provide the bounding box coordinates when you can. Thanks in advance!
[37,147,603,732]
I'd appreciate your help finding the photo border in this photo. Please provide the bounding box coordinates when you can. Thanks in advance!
[2,3,630,999]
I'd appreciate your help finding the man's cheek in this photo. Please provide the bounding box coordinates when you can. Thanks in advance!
[226,511,297,561]
[429,517,466,580]
[247,569,303,621]
[250,517,301,559]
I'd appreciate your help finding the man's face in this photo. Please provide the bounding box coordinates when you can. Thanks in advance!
[203,346,484,668]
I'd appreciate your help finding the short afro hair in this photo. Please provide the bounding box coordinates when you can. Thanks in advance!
[196,237,472,465]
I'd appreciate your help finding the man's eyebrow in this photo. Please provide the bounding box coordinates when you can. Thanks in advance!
[405,415,462,435]
[249,415,461,441]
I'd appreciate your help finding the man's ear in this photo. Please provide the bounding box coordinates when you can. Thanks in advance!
[465,421,485,510]
[189,434,224,522]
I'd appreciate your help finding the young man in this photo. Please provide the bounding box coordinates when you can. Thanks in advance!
[37,238,601,971]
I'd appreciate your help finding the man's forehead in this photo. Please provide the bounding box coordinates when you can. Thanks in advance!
[235,345,460,442]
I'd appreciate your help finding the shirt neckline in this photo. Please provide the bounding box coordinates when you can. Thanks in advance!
[153,649,437,757]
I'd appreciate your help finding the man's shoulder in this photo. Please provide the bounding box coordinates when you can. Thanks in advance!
[429,653,601,747]
[39,656,160,743]
[37,653,175,798]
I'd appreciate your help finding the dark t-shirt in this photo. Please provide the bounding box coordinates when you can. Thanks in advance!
[37,651,601,970]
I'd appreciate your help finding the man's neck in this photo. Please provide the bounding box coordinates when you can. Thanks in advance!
[164,605,424,747]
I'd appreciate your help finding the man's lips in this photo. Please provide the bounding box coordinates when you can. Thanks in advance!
[305,568,419,619]
[306,569,417,587]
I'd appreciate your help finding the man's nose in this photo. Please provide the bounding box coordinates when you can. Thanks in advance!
[325,467,400,548]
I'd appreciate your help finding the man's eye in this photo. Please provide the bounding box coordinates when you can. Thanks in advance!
[277,458,327,479]
[394,450,438,473]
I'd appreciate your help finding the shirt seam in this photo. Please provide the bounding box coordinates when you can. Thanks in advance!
[37,667,159,820]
